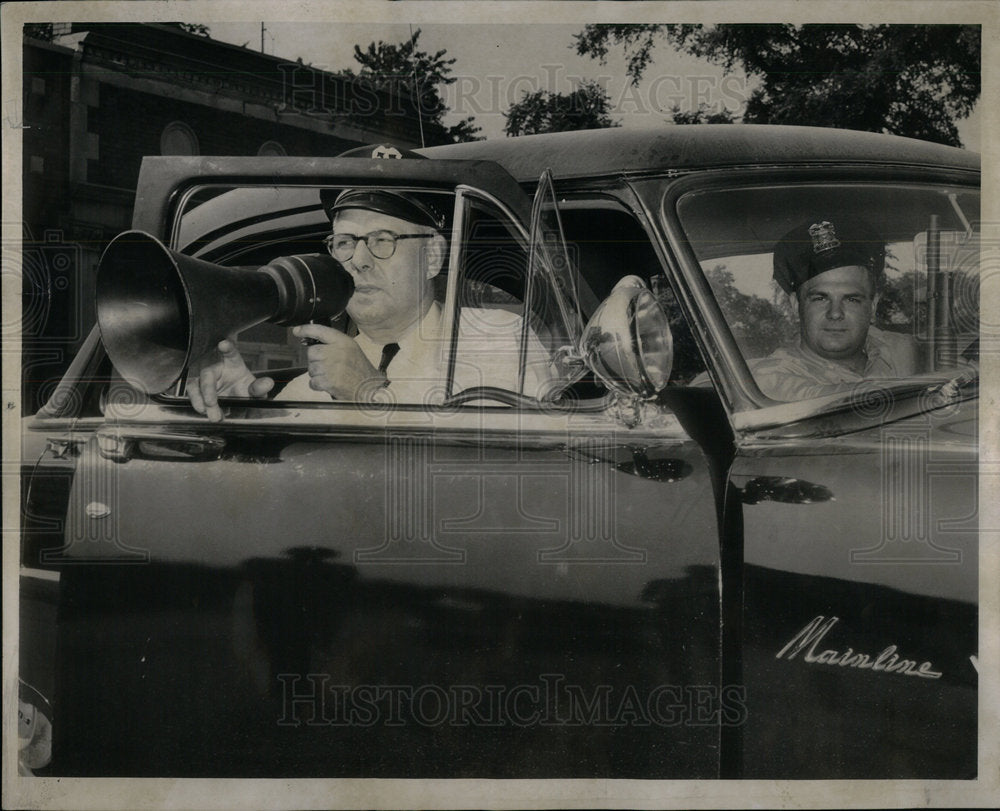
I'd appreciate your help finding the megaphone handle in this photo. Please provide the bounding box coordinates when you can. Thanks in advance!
[299,313,347,346]
[299,317,326,346]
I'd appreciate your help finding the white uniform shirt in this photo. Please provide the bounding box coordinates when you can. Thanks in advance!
[748,327,919,401]
[277,302,553,403]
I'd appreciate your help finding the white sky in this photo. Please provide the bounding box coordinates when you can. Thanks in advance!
[206,22,737,141]
[203,21,981,150]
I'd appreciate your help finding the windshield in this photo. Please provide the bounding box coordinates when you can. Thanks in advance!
[674,182,980,404]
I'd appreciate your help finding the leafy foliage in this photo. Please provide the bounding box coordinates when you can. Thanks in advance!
[169,23,212,37]
[23,23,56,41]
[574,24,980,146]
[346,28,481,144]
[503,81,620,136]
[878,270,924,329]
[670,104,735,125]
[573,24,666,85]
[705,266,797,358]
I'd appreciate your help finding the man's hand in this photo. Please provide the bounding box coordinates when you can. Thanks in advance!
[186,337,274,422]
[293,323,387,401]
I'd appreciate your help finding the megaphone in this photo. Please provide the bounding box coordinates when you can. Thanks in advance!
[96,230,354,394]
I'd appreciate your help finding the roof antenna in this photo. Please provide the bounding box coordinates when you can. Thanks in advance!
[409,24,426,148]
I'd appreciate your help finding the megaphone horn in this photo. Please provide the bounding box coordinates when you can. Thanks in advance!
[96,230,354,394]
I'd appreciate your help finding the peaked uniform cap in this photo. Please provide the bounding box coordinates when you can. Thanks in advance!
[773,215,885,295]
[319,143,448,230]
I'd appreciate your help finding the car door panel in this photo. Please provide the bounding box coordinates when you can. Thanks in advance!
[27,156,726,776]
[50,404,722,776]
[642,161,982,779]
[733,399,978,777]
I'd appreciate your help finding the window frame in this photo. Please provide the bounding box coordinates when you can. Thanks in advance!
[650,165,981,426]
[144,178,604,416]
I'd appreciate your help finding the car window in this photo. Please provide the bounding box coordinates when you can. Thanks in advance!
[674,183,980,403]
[446,193,556,400]
[176,184,352,379]
[144,183,592,410]
[557,197,707,387]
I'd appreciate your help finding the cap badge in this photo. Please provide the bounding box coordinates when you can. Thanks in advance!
[371,145,403,159]
[808,221,841,254]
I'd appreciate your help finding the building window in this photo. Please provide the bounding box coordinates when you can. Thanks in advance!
[31,77,46,95]
[160,121,199,156]
[30,156,44,173]
[257,140,287,157]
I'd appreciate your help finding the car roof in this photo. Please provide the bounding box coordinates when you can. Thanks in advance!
[419,124,980,183]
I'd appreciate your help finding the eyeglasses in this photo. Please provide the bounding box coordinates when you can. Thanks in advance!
[324,230,434,262]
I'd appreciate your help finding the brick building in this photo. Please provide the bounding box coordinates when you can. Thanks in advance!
[21,22,426,411]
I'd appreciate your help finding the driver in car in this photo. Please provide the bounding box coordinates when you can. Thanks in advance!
[750,216,919,401]
[186,186,553,421]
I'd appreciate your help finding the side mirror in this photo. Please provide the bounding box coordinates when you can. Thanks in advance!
[581,276,673,399]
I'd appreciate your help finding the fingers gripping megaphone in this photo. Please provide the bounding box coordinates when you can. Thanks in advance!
[96,230,354,394]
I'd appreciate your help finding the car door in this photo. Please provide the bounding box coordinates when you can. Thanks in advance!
[654,170,980,778]
[24,157,724,777]
[731,394,978,778]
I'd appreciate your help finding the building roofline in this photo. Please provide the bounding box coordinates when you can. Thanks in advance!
[23,34,77,56]
[67,22,402,100]
[62,22,426,145]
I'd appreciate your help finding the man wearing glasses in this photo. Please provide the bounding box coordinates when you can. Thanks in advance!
[187,186,551,420]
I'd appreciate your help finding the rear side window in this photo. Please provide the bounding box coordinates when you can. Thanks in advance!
[114,183,592,412]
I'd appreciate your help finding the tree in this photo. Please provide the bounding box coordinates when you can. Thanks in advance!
[346,28,481,144]
[670,104,735,125]
[705,266,797,358]
[23,23,55,41]
[574,24,980,146]
[503,81,620,136]
[878,270,922,328]
[169,23,212,38]
[574,24,666,85]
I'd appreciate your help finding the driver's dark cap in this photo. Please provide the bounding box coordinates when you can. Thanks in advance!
[320,142,447,230]
[321,188,447,231]
[773,216,886,295]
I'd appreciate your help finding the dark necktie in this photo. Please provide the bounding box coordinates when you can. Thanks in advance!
[378,343,400,374]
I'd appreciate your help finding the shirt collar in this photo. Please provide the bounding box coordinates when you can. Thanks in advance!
[355,301,443,363]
